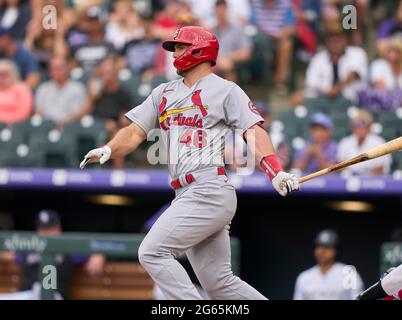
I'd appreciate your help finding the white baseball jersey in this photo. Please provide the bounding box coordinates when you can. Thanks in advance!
[382,263,402,300]
[337,133,392,175]
[293,262,364,300]
[125,73,263,178]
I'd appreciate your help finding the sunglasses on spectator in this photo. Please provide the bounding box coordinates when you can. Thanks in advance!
[352,120,370,128]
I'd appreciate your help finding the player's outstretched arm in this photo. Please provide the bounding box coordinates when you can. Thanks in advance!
[80,122,147,168]
[245,124,299,196]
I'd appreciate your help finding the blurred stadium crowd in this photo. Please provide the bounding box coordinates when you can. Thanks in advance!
[0,0,401,175]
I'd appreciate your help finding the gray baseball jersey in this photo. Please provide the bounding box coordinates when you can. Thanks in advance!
[125,73,263,178]
[128,73,267,300]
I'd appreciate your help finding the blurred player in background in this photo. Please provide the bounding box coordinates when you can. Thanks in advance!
[0,209,105,300]
[294,229,364,300]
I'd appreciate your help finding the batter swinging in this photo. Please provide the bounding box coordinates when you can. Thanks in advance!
[80,26,299,300]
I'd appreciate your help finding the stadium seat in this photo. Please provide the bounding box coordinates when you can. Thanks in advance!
[381,127,399,141]
[378,112,402,134]
[0,144,44,167]
[11,117,55,144]
[0,128,24,153]
[392,151,402,171]
[304,96,353,114]
[63,116,108,163]
[332,127,351,141]
[30,129,77,168]
[70,262,154,300]
[119,69,143,105]
[150,76,168,89]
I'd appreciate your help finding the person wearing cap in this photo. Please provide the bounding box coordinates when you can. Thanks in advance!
[291,112,338,174]
[70,6,115,73]
[293,229,364,300]
[0,27,40,88]
[337,110,392,176]
[291,25,368,106]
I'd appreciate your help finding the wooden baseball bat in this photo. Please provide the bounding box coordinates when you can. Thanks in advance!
[298,136,402,184]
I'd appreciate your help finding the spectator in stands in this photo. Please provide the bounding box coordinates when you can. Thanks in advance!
[370,36,402,90]
[0,59,32,125]
[153,1,192,39]
[0,0,31,41]
[337,110,392,176]
[34,56,87,125]
[186,0,251,28]
[292,0,320,58]
[153,4,199,80]
[212,0,252,82]
[292,113,338,175]
[105,0,145,52]
[122,18,160,78]
[0,209,106,300]
[70,5,115,73]
[291,27,368,106]
[294,229,364,300]
[83,57,132,168]
[0,27,40,88]
[321,0,369,46]
[29,29,69,74]
[250,0,295,89]
[376,0,402,58]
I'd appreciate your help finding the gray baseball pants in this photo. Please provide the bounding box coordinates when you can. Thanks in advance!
[138,167,267,300]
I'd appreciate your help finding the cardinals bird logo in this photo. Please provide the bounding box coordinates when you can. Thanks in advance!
[159,96,167,113]
[192,89,208,117]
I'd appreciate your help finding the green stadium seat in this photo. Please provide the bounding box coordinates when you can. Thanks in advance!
[11,117,55,144]
[0,144,44,167]
[0,128,24,153]
[392,151,402,171]
[378,112,402,133]
[304,96,353,114]
[381,127,399,141]
[63,117,108,163]
[30,130,77,168]
[151,76,168,89]
[119,69,142,105]
[332,127,351,141]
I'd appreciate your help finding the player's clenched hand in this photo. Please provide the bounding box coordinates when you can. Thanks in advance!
[271,171,299,196]
[80,145,111,169]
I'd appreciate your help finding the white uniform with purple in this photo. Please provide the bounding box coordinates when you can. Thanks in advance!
[125,73,266,300]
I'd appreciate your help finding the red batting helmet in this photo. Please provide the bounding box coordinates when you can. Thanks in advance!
[162,26,219,71]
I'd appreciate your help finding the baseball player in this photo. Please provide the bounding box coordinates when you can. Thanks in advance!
[80,26,299,300]
[356,264,402,300]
